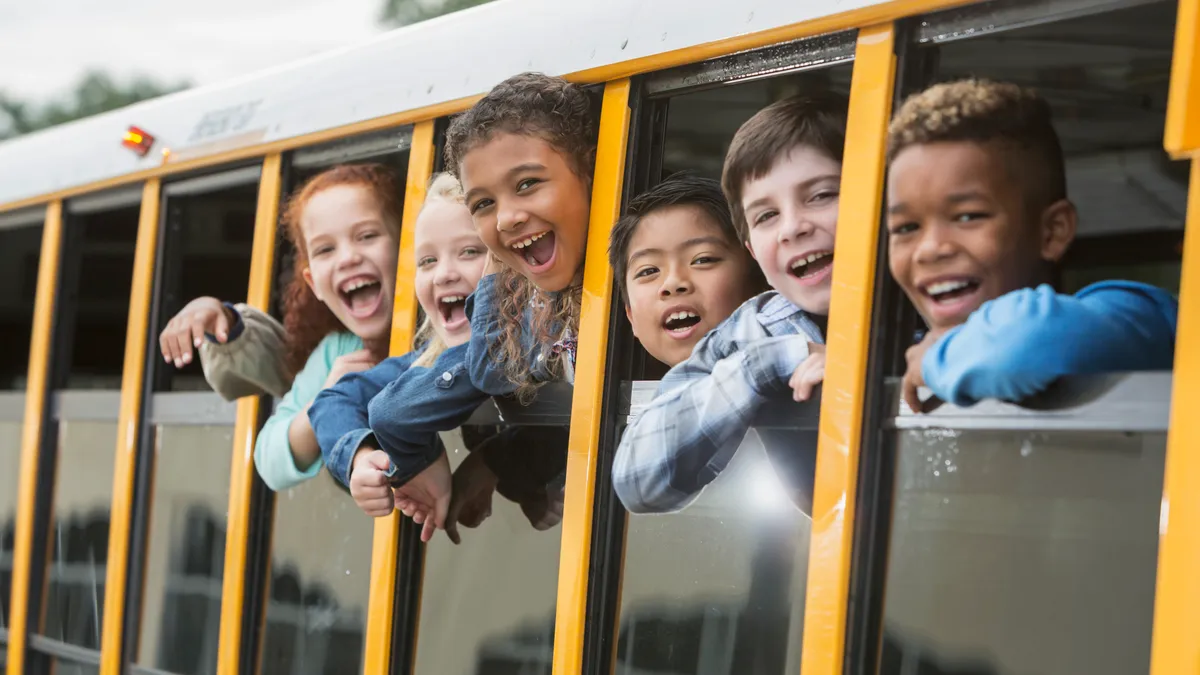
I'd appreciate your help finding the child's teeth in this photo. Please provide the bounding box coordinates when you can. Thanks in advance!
[928,280,970,295]
[441,295,463,303]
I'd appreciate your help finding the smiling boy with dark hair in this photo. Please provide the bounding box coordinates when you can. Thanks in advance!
[886,78,1178,410]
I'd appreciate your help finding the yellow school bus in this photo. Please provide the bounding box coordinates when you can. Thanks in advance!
[1,0,1197,673]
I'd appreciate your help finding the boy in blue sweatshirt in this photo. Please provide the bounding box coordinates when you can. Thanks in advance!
[885,79,1178,412]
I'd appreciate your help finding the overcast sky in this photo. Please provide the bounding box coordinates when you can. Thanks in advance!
[1,0,384,101]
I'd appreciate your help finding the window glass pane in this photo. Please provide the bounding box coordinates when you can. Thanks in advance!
[1,419,22,632]
[882,429,1164,674]
[63,205,139,390]
[0,223,42,389]
[614,63,852,675]
[926,0,1184,294]
[260,467,373,674]
[411,427,567,675]
[156,182,256,393]
[42,421,117,649]
[135,424,231,674]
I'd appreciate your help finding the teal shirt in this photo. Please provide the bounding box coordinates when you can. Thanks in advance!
[254,331,363,491]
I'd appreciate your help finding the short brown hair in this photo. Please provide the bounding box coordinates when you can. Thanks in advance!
[887,78,1066,207]
[609,173,765,303]
[444,72,598,181]
[721,93,849,240]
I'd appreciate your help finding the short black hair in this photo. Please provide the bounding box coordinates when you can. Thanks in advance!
[609,173,764,302]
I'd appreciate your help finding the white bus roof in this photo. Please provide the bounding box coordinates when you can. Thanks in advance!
[0,0,894,209]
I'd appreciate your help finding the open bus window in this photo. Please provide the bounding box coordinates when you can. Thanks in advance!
[0,219,42,389]
[605,40,855,675]
[872,2,1180,673]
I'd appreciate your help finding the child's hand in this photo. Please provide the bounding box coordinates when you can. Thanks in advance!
[323,350,379,389]
[349,447,395,517]
[394,452,452,543]
[902,329,946,414]
[789,343,826,402]
[159,296,234,368]
[445,451,499,544]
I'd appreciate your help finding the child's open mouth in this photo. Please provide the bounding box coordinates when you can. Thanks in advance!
[437,294,468,331]
[661,307,703,340]
[788,251,834,285]
[921,278,982,319]
[510,231,557,273]
[338,276,383,318]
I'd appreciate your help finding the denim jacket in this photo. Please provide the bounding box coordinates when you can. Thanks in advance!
[308,273,571,487]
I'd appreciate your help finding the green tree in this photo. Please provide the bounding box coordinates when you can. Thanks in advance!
[0,70,189,140]
[379,0,496,27]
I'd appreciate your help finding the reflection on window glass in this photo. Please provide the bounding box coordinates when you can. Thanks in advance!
[40,657,100,675]
[928,1,1184,294]
[614,66,852,674]
[135,425,232,674]
[42,421,117,649]
[882,430,1164,675]
[63,205,139,390]
[1,420,23,631]
[617,437,810,675]
[260,469,373,675]
[156,184,257,393]
[0,224,42,389]
[411,426,568,675]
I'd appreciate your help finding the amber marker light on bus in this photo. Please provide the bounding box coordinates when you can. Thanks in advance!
[122,126,155,156]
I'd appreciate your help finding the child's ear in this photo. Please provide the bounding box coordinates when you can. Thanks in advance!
[745,240,758,261]
[1040,198,1077,263]
[302,267,319,300]
[624,303,642,341]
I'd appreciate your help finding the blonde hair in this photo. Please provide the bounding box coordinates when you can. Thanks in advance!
[412,172,467,368]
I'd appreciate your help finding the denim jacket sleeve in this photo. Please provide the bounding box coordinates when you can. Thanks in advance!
[463,274,519,396]
[366,343,493,485]
[308,353,415,487]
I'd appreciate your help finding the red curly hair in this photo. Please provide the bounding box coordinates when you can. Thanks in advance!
[280,164,403,375]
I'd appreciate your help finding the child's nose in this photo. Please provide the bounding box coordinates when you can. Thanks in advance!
[496,204,527,232]
[779,211,815,242]
[659,270,692,296]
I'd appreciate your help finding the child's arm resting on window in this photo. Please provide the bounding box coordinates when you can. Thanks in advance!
[308,354,414,487]
[612,334,814,515]
[366,344,492,485]
[922,281,1179,407]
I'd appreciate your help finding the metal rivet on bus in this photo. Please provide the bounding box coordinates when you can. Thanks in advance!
[442,371,452,382]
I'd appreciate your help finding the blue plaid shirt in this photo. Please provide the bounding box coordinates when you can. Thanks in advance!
[612,291,824,514]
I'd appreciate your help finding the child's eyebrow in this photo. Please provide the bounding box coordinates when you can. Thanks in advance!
[506,162,547,178]
[627,236,728,265]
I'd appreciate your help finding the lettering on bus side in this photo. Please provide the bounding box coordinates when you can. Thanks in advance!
[187,100,264,143]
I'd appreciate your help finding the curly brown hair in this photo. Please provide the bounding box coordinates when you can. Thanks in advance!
[887,78,1066,208]
[444,72,598,402]
[280,164,403,375]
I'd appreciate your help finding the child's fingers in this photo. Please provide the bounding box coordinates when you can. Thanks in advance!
[189,314,210,352]
[421,518,437,543]
[365,450,391,472]
[213,308,230,343]
[901,373,922,413]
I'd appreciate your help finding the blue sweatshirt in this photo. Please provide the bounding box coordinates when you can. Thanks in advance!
[922,280,1178,407]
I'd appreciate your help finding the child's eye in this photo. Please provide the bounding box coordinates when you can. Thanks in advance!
[359,230,380,241]
[461,246,483,258]
[692,255,722,266]
[889,221,918,235]
[954,212,989,223]
[417,256,436,268]
[753,210,778,226]
[633,266,658,279]
[469,198,494,215]
[810,190,839,204]
[517,178,541,192]
[312,245,333,256]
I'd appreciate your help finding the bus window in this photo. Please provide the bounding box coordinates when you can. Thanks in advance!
[132,166,259,675]
[593,34,855,675]
[399,112,580,675]
[0,207,44,655]
[33,187,141,659]
[254,136,411,675]
[863,2,1180,673]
